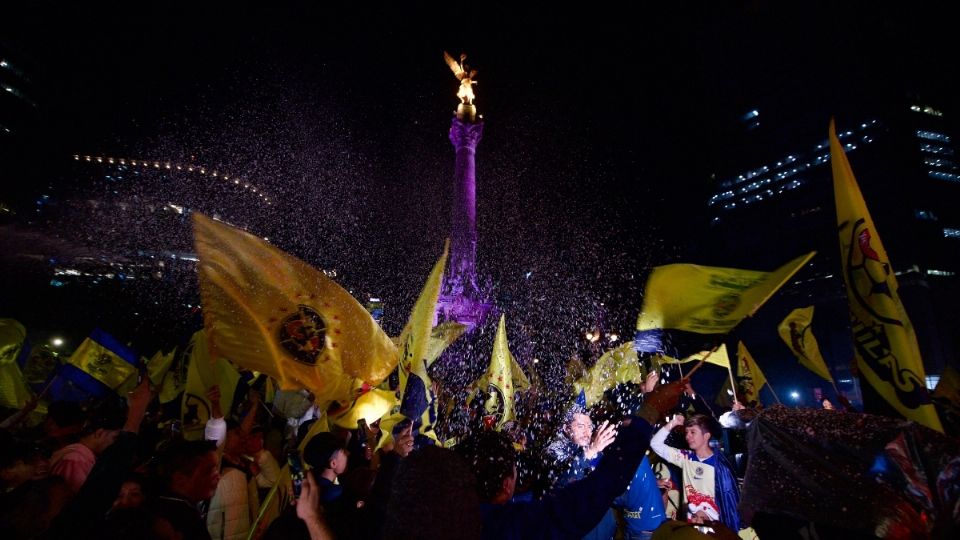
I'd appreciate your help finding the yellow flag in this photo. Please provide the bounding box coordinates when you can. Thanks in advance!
[637,253,815,335]
[574,341,643,408]
[831,120,942,431]
[658,344,731,370]
[714,376,735,409]
[565,355,588,387]
[474,315,526,429]
[0,319,33,410]
[426,321,467,368]
[394,241,449,443]
[193,212,398,404]
[148,348,178,386]
[117,347,181,395]
[778,306,834,382]
[180,330,241,440]
[331,388,398,429]
[159,348,186,404]
[67,330,139,390]
[736,341,767,405]
[511,353,531,392]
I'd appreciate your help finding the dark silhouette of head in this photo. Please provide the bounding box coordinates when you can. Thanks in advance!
[384,445,481,540]
[455,430,518,503]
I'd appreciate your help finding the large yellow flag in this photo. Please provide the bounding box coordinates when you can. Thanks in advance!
[0,319,33,410]
[778,306,834,382]
[473,314,528,429]
[390,241,450,444]
[193,213,398,404]
[180,330,241,440]
[658,344,731,370]
[574,341,644,408]
[736,341,767,405]
[830,120,942,431]
[636,253,815,335]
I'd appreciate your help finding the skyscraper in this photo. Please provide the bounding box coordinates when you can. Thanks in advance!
[701,97,959,402]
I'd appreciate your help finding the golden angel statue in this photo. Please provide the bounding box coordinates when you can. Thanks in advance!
[444,51,477,105]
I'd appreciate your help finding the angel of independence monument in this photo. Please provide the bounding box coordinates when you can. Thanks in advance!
[436,52,492,330]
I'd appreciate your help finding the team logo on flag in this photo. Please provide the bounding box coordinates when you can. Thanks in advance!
[712,293,740,318]
[278,305,327,366]
[182,393,211,429]
[486,383,506,424]
[847,222,898,325]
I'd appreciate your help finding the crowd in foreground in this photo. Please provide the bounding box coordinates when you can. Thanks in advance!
[2,368,957,540]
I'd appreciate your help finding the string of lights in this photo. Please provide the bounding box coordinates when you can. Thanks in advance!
[72,154,272,205]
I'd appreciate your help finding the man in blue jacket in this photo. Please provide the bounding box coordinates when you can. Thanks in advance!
[383,380,683,540]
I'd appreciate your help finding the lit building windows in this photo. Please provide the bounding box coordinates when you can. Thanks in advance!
[944,228,960,239]
[710,119,878,210]
[924,157,956,169]
[910,104,943,117]
[929,170,960,182]
[920,143,955,155]
[917,130,951,143]
[927,269,955,277]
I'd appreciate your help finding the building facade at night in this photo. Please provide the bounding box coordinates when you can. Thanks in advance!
[701,97,960,406]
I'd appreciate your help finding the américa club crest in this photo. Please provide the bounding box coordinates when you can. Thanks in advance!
[277,305,328,366]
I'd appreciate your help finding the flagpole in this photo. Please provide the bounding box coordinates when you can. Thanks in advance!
[765,383,783,405]
[681,344,721,380]
[38,372,58,397]
[727,365,739,403]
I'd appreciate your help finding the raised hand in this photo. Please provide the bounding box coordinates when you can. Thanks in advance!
[643,370,660,394]
[394,423,415,458]
[584,420,617,459]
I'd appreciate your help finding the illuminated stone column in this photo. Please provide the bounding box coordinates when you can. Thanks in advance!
[436,107,491,330]
[447,115,483,296]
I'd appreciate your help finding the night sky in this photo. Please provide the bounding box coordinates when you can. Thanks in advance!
[2,2,959,386]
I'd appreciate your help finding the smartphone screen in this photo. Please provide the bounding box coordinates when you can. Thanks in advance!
[287,451,305,499]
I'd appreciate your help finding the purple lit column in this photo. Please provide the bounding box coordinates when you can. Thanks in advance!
[447,116,483,295]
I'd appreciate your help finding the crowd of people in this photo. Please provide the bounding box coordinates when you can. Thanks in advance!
[1,359,956,540]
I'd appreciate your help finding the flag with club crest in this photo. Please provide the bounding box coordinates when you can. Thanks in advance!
[472,314,529,429]
[635,253,815,354]
[179,329,241,440]
[736,341,768,405]
[778,306,834,383]
[831,120,941,431]
[379,241,449,448]
[193,212,398,405]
